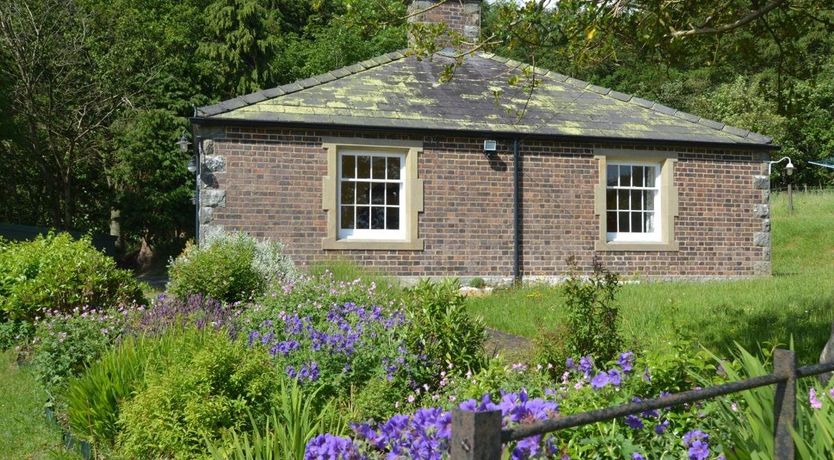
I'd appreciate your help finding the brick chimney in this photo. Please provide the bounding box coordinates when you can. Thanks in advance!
[407,0,481,45]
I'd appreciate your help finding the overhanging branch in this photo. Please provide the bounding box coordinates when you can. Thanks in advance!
[668,0,787,38]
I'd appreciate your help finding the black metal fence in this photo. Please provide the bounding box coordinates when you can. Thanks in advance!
[450,350,834,460]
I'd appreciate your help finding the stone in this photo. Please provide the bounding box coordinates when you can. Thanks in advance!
[202,139,215,156]
[753,261,771,276]
[202,189,226,207]
[820,322,834,384]
[200,206,214,224]
[754,204,769,218]
[204,155,226,173]
[753,175,769,190]
[762,219,771,232]
[753,231,770,247]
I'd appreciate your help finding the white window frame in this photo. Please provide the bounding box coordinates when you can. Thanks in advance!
[337,150,406,241]
[605,161,662,243]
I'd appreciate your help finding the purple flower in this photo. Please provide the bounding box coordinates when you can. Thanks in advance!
[618,352,634,373]
[624,415,644,430]
[304,434,364,459]
[655,420,670,434]
[607,368,622,386]
[565,357,575,369]
[579,356,594,377]
[810,388,823,409]
[632,453,646,460]
[683,430,710,460]
[591,372,609,390]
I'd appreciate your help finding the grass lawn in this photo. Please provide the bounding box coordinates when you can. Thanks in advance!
[468,191,834,365]
[0,349,70,459]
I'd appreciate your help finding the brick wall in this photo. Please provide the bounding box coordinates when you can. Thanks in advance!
[196,125,770,281]
[407,0,481,44]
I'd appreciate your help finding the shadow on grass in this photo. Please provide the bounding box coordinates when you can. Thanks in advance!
[693,296,834,365]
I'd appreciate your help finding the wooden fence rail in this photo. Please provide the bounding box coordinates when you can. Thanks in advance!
[451,349,834,460]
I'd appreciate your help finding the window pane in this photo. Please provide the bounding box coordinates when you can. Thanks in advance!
[371,183,385,205]
[632,166,644,187]
[386,183,399,206]
[387,157,401,180]
[387,207,400,230]
[645,212,655,232]
[606,190,617,210]
[617,190,629,210]
[340,182,355,205]
[645,167,656,187]
[371,207,385,229]
[618,212,629,232]
[606,165,618,187]
[630,190,642,211]
[356,206,370,229]
[341,156,355,178]
[340,206,354,229]
[357,156,371,178]
[631,212,643,232]
[618,165,631,187]
[372,157,386,179]
[606,211,617,233]
[356,182,370,204]
[645,190,655,211]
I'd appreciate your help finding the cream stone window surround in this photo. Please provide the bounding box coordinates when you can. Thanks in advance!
[594,149,679,252]
[321,137,424,250]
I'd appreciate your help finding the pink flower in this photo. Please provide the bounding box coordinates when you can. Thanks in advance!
[810,388,823,410]
[829,388,834,399]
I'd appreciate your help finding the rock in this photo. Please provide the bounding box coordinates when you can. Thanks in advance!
[820,322,834,384]
[753,232,770,247]
[459,286,494,297]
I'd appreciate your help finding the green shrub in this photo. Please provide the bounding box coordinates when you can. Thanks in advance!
[206,380,348,460]
[0,233,144,322]
[0,319,34,350]
[562,256,623,364]
[402,279,487,384]
[31,306,128,389]
[117,329,280,459]
[353,375,413,422]
[533,322,571,376]
[468,277,486,289]
[168,232,296,303]
[64,335,153,452]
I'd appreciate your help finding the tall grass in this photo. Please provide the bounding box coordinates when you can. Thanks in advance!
[468,191,834,364]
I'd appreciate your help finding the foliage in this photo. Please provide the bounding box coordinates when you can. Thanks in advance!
[168,231,296,303]
[0,233,144,322]
[562,256,623,364]
[702,343,834,460]
[206,380,348,460]
[117,328,279,459]
[0,319,34,350]
[468,277,486,289]
[401,279,487,384]
[128,293,238,337]
[64,335,152,451]
[31,306,128,389]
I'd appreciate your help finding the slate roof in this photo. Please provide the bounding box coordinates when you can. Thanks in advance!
[196,50,774,147]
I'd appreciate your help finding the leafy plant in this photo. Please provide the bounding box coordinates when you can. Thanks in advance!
[206,380,348,460]
[562,256,623,364]
[402,279,487,383]
[468,277,486,289]
[167,231,296,303]
[0,233,144,322]
[31,306,128,389]
[117,328,279,459]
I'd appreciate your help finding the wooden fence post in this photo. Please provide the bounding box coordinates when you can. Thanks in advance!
[773,349,797,460]
[451,409,502,460]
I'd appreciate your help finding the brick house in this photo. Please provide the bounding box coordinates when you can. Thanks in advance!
[190,0,777,283]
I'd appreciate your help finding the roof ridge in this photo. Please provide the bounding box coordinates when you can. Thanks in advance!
[477,52,773,144]
[197,49,409,117]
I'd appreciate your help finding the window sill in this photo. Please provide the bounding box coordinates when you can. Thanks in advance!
[321,237,424,251]
[595,240,679,252]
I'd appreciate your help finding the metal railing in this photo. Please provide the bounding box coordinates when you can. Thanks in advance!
[450,350,834,460]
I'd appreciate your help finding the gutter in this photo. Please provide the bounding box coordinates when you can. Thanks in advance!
[513,138,521,285]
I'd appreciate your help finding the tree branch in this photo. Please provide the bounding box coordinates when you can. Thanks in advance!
[668,0,787,38]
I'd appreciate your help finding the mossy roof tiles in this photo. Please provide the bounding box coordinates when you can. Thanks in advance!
[197,50,773,146]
